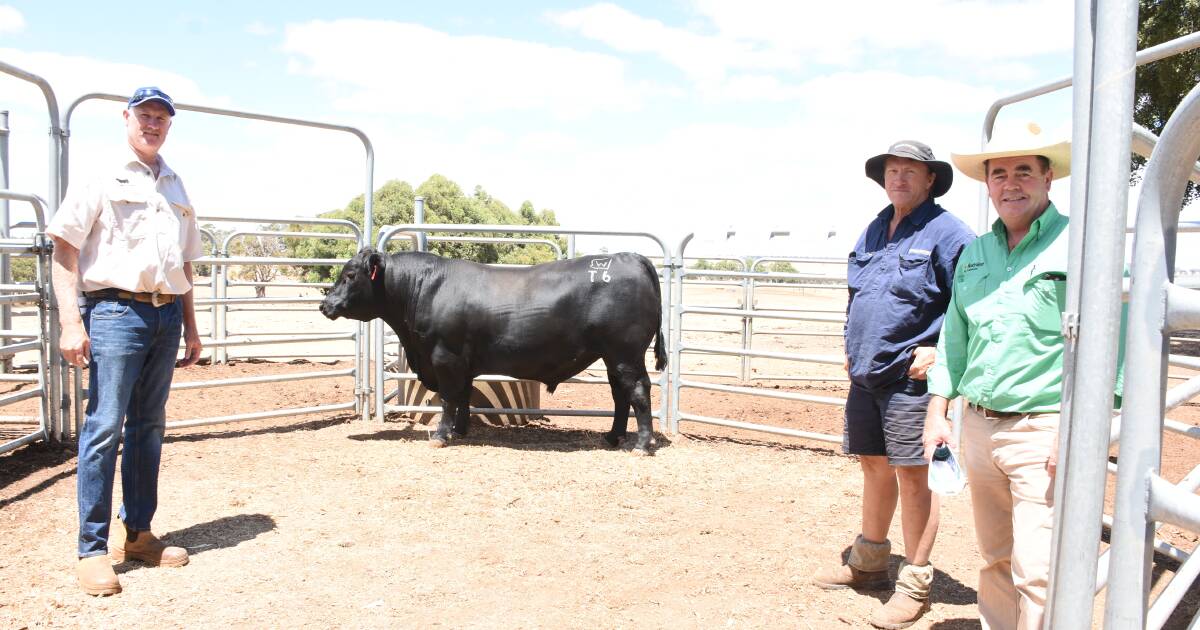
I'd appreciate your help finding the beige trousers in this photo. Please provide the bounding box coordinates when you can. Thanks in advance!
[961,406,1058,630]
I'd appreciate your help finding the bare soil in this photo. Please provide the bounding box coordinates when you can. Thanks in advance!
[0,283,1197,628]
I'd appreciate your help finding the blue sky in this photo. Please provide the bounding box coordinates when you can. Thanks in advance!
[0,1,1107,258]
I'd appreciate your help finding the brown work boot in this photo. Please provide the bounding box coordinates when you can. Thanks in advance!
[812,535,892,590]
[109,525,189,567]
[870,561,933,629]
[77,555,121,596]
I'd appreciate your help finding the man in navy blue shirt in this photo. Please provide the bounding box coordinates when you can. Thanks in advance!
[813,140,975,629]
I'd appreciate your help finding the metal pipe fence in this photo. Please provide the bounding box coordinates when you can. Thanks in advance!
[669,233,846,442]
[0,59,67,442]
[0,191,51,455]
[113,213,372,428]
[53,93,379,431]
[1104,51,1200,628]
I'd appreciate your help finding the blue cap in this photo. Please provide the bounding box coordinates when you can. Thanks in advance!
[128,86,175,116]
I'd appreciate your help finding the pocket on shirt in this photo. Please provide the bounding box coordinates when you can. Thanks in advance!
[108,192,152,243]
[894,253,931,302]
[847,251,875,293]
[1026,276,1067,334]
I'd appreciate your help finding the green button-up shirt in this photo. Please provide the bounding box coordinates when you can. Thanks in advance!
[927,203,1072,413]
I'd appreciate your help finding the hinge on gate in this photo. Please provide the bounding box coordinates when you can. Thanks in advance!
[1062,311,1079,341]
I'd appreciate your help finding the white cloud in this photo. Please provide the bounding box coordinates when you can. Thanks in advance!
[0,48,212,113]
[551,3,796,83]
[0,5,24,35]
[555,1,1072,86]
[693,0,1072,60]
[280,18,650,119]
[245,21,275,37]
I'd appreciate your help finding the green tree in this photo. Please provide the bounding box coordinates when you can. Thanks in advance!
[290,175,565,282]
[1133,0,1200,203]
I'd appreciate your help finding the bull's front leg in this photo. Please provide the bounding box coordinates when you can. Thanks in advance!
[429,396,458,448]
[429,347,468,448]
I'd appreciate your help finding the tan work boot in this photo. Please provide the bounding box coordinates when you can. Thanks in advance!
[812,535,892,590]
[870,560,933,629]
[77,555,121,596]
[109,524,189,567]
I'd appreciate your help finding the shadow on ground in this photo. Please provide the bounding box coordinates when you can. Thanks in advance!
[828,545,978,608]
[165,414,357,444]
[347,419,672,454]
[113,513,277,574]
[0,442,78,509]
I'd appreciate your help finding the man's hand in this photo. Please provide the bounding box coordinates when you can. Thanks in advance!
[178,329,203,367]
[843,355,849,373]
[922,395,954,461]
[908,346,936,380]
[59,321,90,367]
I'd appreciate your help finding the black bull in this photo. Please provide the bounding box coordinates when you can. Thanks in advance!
[319,248,667,453]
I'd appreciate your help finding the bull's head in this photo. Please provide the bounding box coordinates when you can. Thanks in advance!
[319,247,384,322]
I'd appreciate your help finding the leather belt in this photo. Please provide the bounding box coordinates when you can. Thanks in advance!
[967,402,1024,420]
[84,289,176,307]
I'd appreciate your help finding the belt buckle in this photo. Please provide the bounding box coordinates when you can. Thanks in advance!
[151,291,165,307]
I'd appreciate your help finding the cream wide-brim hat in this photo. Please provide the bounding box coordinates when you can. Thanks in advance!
[950,121,1071,182]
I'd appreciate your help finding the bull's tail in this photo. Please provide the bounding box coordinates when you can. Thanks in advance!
[654,327,668,371]
[634,253,670,371]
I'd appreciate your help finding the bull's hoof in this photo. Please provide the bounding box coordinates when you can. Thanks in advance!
[601,431,622,448]
[428,437,449,448]
[629,446,653,457]
[451,431,468,440]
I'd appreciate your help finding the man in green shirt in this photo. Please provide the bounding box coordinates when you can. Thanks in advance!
[923,122,1071,630]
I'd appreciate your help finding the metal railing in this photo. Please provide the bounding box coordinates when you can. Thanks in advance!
[0,59,67,442]
[0,191,51,455]
[57,93,379,429]
[1104,49,1200,629]
[669,233,846,443]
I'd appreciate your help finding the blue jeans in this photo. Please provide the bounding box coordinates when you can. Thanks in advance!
[77,297,182,558]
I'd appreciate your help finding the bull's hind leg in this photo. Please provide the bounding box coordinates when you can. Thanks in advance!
[451,399,471,438]
[604,359,656,455]
[602,363,631,448]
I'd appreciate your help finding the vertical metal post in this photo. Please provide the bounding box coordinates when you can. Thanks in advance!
[657,253,672,430]
[567,235,576,259]
[1046,0,1096,618]
[1047,1,1139,627]
[360,152,374,421]
[0,110,10,375]
[669,236,692,434]
[414,196,427,252]
[740,275,752,381]
[215,257,228,364]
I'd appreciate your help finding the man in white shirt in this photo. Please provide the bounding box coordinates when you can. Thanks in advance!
[49,86,204,596]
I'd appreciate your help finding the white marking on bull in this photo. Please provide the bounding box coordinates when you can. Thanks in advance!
[589,258,613,283]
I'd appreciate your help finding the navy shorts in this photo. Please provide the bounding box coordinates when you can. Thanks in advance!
[843,378,930,466]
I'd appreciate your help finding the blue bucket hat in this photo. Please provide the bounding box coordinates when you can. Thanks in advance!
[128,86,175,116]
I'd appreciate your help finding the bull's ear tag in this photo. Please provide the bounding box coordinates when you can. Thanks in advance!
[370,265,378,281]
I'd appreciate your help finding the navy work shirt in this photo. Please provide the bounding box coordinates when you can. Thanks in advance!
[845,197,976,390]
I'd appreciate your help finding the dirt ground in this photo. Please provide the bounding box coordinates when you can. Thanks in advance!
[1,284,1198,628]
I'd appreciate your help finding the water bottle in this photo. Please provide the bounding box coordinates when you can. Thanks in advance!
[927,443,967,495]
